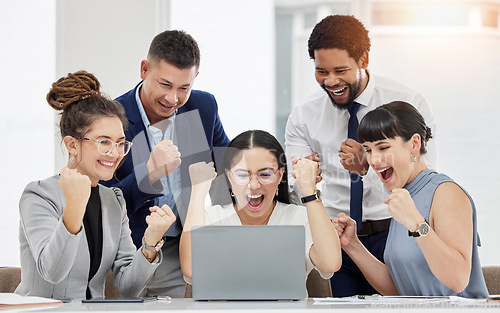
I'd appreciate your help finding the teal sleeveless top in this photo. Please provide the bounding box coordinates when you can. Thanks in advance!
[384,169,488,298]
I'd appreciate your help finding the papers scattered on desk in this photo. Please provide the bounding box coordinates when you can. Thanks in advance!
[313,295,381,305]
[314,295,500,308]
[0,293,62,308]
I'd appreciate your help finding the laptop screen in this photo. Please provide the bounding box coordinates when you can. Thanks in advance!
[191,225,306,300]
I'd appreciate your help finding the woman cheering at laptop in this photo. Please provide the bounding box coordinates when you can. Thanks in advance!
[180,130,341,291]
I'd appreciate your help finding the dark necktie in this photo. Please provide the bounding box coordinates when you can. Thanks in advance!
[347,102,363,232]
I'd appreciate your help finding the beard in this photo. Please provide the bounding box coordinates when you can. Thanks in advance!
[321,70,363,111]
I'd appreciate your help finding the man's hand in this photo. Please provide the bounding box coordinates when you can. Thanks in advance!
[146,140,181,183]
[339,139,369,176]
[299,152,322,183]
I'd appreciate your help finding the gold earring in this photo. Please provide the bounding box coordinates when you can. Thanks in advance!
[275,189,279,196]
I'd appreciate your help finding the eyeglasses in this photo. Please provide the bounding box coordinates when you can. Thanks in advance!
[79,137,133,156]
[230,168,280,185]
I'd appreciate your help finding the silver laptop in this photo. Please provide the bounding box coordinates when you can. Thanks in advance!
[191,225,306,301]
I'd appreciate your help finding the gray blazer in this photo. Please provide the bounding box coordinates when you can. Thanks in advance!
[15,175,162,299]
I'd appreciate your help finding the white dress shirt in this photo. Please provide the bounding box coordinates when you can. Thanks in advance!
[285,72,438,221]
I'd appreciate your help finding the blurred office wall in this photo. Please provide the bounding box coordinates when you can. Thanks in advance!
[1,0,499,267]
[275,0,500,265]
[0,0,55,267]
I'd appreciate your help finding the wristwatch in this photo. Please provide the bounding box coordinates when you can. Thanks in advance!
[408,221,430,237]
[301,189,322,204]
[142,236,165,252]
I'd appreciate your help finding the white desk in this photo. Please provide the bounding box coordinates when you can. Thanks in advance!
[5,298,500,313]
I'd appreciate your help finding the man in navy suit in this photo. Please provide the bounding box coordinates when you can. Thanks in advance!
[102,30,230,297]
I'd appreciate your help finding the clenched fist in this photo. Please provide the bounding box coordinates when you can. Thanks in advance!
[189,162,217,196]
[290,157,318,197]
[144,205,176,246]
[332,213,359,251]
[146,140,181,183]
[58,167,91,234]
[339,138,369,176]
[384,188,422,231]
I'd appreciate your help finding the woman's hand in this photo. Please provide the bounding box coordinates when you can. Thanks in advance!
[180,163,214,276]
[58,167,91,234]
[141,205,176,263]
[385,188,424,231]
[302,152,322,183]
[332,213,359,251]
[290,157,318,197]
[144,205,176,246]
[333,214,398,295]
[189,162,217,196]
[59,167,91,207]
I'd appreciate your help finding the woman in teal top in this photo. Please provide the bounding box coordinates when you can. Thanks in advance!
[333,101,488,298]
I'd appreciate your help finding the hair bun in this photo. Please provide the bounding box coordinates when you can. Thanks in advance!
[424,126,433,143]
[47,70,101,111]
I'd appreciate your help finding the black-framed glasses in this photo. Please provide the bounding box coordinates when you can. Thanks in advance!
[79,137,133,156]
[230,168,280,185]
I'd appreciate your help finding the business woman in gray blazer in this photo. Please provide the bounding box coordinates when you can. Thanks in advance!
[15,71,177,300]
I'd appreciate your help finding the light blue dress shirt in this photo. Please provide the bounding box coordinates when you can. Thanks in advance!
[135,84,182,237]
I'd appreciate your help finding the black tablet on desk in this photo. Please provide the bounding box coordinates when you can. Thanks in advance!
[82,297,155,303]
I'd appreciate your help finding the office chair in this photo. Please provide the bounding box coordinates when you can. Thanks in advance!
[482,265,500,295]
[0,267,21,293]
[0,267,122,299]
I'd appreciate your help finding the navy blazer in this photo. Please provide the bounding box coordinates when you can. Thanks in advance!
[102,83,230,247]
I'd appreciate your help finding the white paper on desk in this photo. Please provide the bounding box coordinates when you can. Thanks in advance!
[383,296,449,300]
[313,296,381,305]
[380,296,451,305]
[449,296,492,307]
[381,295,492,307]
[0,293,62,305]
[314,295,450,306]
[316,295,498,308]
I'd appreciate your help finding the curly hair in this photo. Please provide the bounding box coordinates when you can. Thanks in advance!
[47,70,128,139]
[148,30,200,69]
[308,15,371,62]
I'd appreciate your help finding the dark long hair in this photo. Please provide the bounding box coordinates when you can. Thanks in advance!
[358,101,432,154]
[214,130,290,205]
